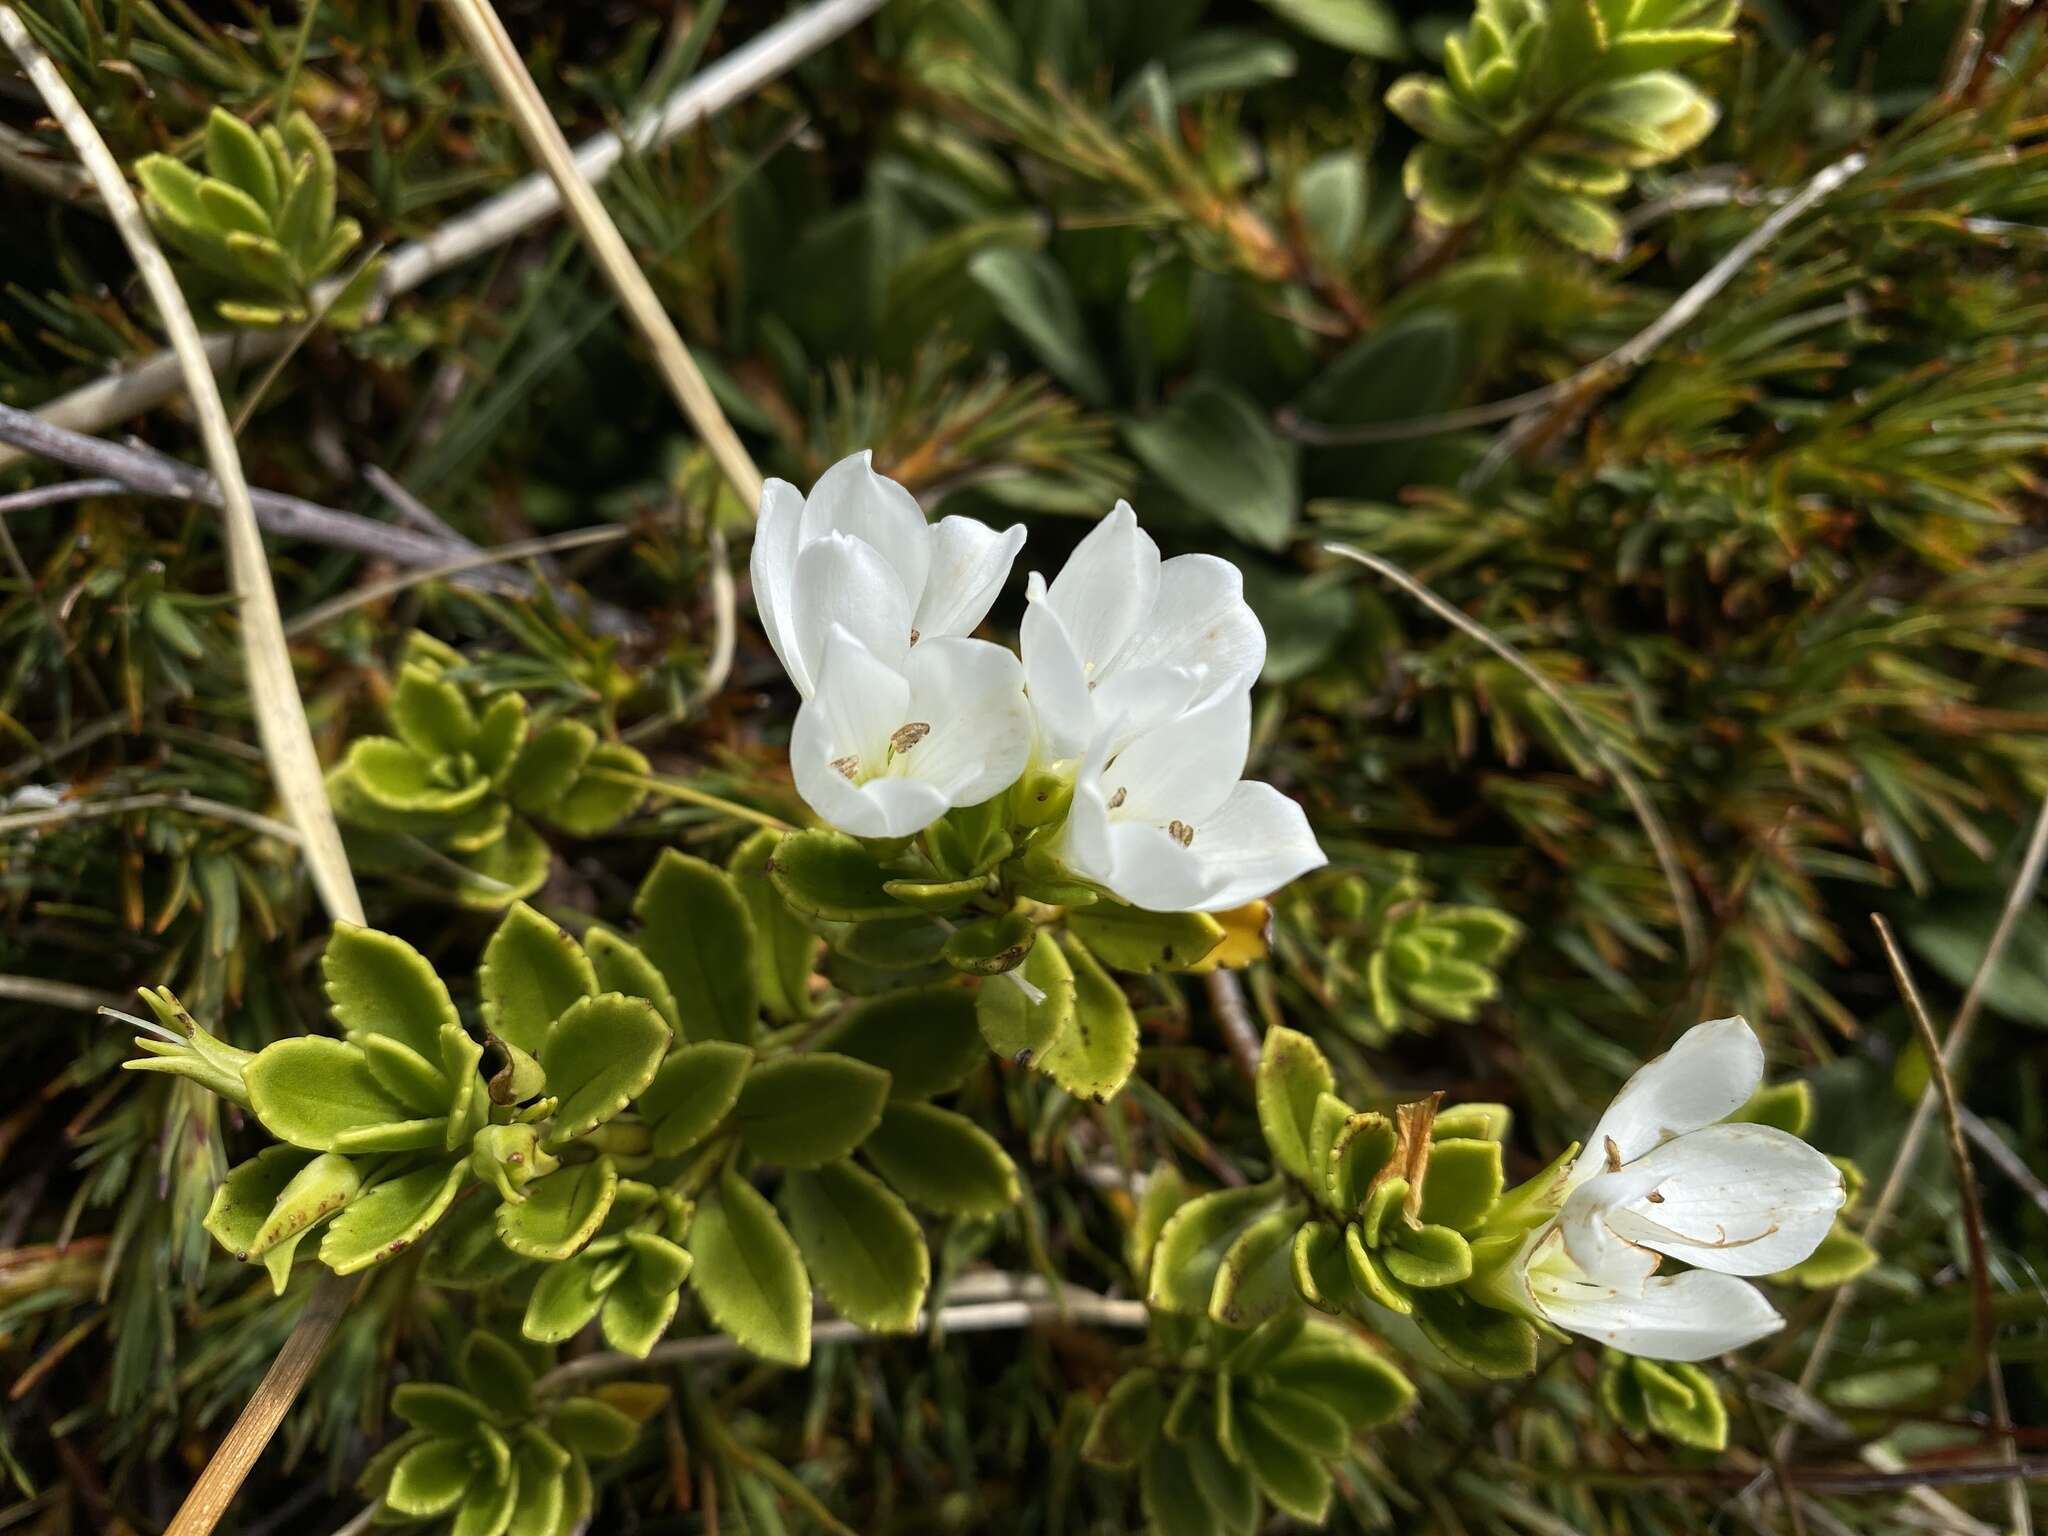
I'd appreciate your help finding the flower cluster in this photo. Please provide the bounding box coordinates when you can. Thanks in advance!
[751,454,1326,912]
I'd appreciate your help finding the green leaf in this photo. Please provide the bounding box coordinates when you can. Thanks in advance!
[322,923,461,1061]
[976,931,1075,1066]
[497,1158,618,1260]
[1344,1224,1411,1313]
[735,1053,890,1167]
[1905,896,2048,1028]
[1186,1428,1259,1535]
[633,850,759,1044]
[320,1161,468,1274]
[1776,1219,1877,1288]
[688,1169,812,1366]
[249,1151,363,1260]
[729,831,820,1022]
[137,155,214,238]
[1418,1138,1504,1231]
[204,1146,313,1260]
[385,1436,475,1518]
[1148,1182,1286,1314]
[338,735,492,817]
[359,1033,452,1117]
[451,1467,518,1536]
[523,1255,608,1344]
[458,1333,536,1418]
[547,742,649,835]
[1209,1205,1303,1330]
[768,830,906,920]
[1067,905,1225,974]
[1269,1320,1415,1426]
[244,1037,424,1151]
[1731,1080,1813,1137]
[942,911,1037,975]
[1385,77,1492,147]
[1257,0,1404,56]
[452,816,553,910]
[601,1261,685,1358]
[1411,1287,1539,1378]
[638,1039,754,1155]
[862,1102,1019,1216]
[968,246,1111,405]
[551,1397,641,1459]
[1255,1026,1334,1181]
[1517,186,1624,258]
[480,903,596,1057]
[829,987,985,1100]
[1142,1438,1223,1536]
[393,1383,491,1437]
[1122,380,1298,550]
[1637,1358,1728,1450]
[1244,1387,1346,1459]
[1041,932,1139,1102]
[1081,1368,1166,1470]
[1291,1220,1354,1313]
[471,693,529,781]
[540,995,670,1140]
[584,928,680,1032]
[1236,1402,1331,1522]
[503,1429,569,1536]
[1328,1110,1396,1212]
[504,720,597,813]
[204,107,280,211]
[781,1159,929,1332]
[390,664,478,757]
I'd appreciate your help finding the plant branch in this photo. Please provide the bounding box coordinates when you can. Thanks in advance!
[0,0,883,474]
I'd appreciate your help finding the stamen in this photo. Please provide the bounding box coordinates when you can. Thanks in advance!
[1167,820,1194,847]
[889,722,931,754]
[1603,1135,1623,1173]
[831,754,860,780]
[909,627,921,645]
[1106,787,1127,810]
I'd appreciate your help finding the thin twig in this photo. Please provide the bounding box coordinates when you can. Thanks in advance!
[284,524,631,635]
[0,0,884,474]
[1324,542,1706,967]
[1961,1106,2048,1221]
[535,1274,1150,1394]
[1204,970,1263,1083]
[435,0,763,510]
[1279,154,1866,455]
[0,478,126,516]
[0,975,126,1012]
[1873,916,2029,1536]
[0,790,300,843]
[1782,796,2048,1459]
[0,6,363,932]
[609,770,793,833]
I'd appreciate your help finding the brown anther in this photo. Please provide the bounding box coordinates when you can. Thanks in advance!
[1106,786,1127,810]
[832,754,860,780]
[909,627,921,645]
[1645,1189,1664,1203]
[1167,819,1194,847]
[889,722,931,754]
[1603,1135,1624,1173]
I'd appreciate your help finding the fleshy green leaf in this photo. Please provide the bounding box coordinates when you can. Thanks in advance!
[862,1102,1019,1216]
[1269,1320,1415,1427]
[480,903,597,1058]
[1067,905,1226,974]
[729,830,820,1022]
[632,850,759,1044]
[539,994,670,1140]
[637,1039,753,1156]
[1209,1205,1303,1330]
[1141,1438,1223,1536]
[975,935,1075,1066]
[204,107,280,210]
[1255,1026,1334,1181]
[584,928,680,1032]
[735,1053,890,1167]
[322,923,461,1061]
[1419,1137,1504,1232]
[1148,1182,1286,1315]
[768,830,905,921]
[523,1254,609,1344]
[503,720,597,814]
[830,986,986,1100]
[780,1159,929,1333]
[390,664,478,757]
[1081,1368,1166,1471]
[1235,1401,1332,1522]
[546,742,649,836]
[385,1436,475,1518]
[1041,932,1139,1102]
[687,1169,812,1366]
[244,1037,425,1151]
[320,1160,468,1274]
[1122,379,1299,551]
[551,1397,641,1459]
[497,1158,618,1261]
[458,1332,536,1418]
[968,245,1111,405]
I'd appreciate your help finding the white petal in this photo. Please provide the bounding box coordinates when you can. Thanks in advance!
[810,627,911,769]
[1057,777,1118,887]
[790,533,913,695]
[1096,819,1222,911]
[1103,691,1250,825]
[1530,1265,1786,1363]
[1602,1123,1846,1277]
[1044,502,1160,682]
[1559,1164,1682,1290]
[1575,1017,1764,1185]
[749,478,807,692]
[898,637,1034,806]
[1021,574,1097,761]
[1183,780,1327,911]
[800,451,932,612]
[1110,553,1266,703]
[1088,665,1208,758]
[915,516,1025,640]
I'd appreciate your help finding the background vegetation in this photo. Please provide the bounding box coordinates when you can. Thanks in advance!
[2,0,2045,1531]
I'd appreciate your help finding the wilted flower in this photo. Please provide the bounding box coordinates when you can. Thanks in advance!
[790,625,1032,839]
[751,450,1025,699]
[1507,1017,1844,1361]
[1021,502,1265,760]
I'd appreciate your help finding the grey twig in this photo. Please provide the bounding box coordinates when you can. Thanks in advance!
[0,0,885,473]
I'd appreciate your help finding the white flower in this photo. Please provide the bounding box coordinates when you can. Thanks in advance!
[1021,502,1265,761]
[1048,688,1326,912]
[1509,1017,1845,1362]
[790,625,1033,839]
[750,451,1026,699]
